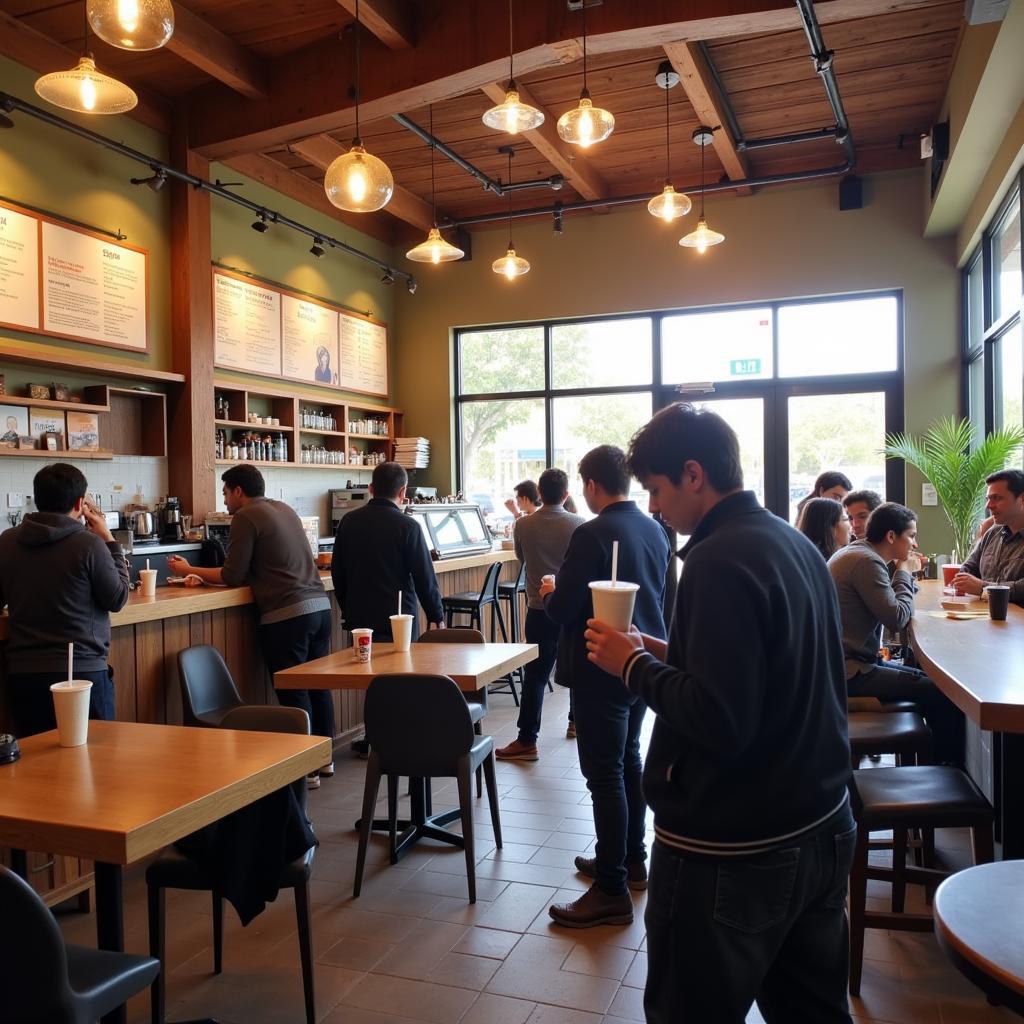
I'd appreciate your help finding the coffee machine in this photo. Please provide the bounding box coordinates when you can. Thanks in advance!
[158,496,183,542]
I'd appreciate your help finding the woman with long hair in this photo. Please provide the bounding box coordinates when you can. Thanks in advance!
[794,470,853,526]
[798,497,851,560]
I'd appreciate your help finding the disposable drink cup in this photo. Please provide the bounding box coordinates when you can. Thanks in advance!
[985,585,1010,621]
[352,627,373,662]
[50,680,93,747]
[390,614,414,652]
[589,581,640,632]
[941,563,960,590]
[139,568,158,597]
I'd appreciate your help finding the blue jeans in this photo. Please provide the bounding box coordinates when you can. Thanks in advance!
[516,608,560,745]
[571,684,647,895]
[262,610,335,741]
[644,802,857,1023]
[6,666,116,738]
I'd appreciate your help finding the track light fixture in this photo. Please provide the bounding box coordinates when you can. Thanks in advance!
[406,278,418,294]
[130,167,166,192]
[309,237,325,258]
[251,212,269,233]
[381,270,395,285]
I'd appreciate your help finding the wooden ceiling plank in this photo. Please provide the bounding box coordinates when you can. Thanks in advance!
[167,3,268,100]
[334,0,415,50]
[663,41,752,196]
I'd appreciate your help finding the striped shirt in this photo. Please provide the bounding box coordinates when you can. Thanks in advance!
[961,524,1024,604]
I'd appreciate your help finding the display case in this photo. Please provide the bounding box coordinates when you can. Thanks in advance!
[404,503,493,560]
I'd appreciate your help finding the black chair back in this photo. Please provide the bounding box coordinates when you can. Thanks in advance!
[365,674,475,777]
[480,560,503,604]
[418,627,486,645]
[178,645,244,726]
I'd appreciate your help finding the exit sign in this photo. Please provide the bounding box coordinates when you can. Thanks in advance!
[730,358,761,376]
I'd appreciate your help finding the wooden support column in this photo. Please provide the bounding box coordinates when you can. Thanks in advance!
[168,117,216,521]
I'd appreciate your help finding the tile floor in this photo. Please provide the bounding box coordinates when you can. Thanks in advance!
[56,688,1017,1023]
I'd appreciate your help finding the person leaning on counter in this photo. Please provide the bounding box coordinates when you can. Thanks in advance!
[0,463,129,737]
[168,464,335,787]
[953,469,1024,601]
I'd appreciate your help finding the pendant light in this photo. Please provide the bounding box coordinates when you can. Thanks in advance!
[680,126,725,253]
[87,0,174,51]
[324,0,394,213]
[482,0,544,134]
[406,106,465,264]
[556,0,614,149]
[647,62,691,223]
[35,3,137,115]
[492,150,530,280]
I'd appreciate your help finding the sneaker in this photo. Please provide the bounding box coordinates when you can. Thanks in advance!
[549,884,633,928]
[566,721,576,739]
[319,761,335,777]
[574,854,648,891]
[495,739,539,761]
[350,737,369,759]
[306,773,321,790]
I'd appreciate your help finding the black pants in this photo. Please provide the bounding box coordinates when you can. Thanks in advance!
[5,667,116,738]
[516,608,560,745]
[261,610,335,744]
[644,802,857,1024]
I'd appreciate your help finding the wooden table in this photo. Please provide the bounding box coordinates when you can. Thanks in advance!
[275,641,537,859]
[0,721,329,1024]
[934,860,1024,1015]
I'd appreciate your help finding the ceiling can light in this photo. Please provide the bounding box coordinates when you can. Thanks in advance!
[87,0,174,51]
[492,149,530,280]
[324,0,394,213]
[556,0,613,148]
[407,106,465,264]
[482,0,544,134]
[648,62,691,223]
[680,126,725,253]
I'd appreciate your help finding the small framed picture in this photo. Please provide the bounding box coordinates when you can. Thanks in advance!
[17,435,36,450]
[66,411,100,452]
[30,407,64,442]
[0,373,5,395]
[0,404,29,449]
[28,383,50,400]
[51,383,71,402]
[43,431,62,452]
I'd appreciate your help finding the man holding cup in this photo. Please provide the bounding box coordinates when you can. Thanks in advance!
[0,463,129,736]
[953,469,1024,602]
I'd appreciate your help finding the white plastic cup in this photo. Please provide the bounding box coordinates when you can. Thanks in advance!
[139,568,158,597]
[352,627,373,662]
[389,614,414,652]
[50,680,93,747]
[589,580,640,632]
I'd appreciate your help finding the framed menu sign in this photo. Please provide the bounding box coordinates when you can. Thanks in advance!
[339,311,388,397]
[281,291,339,387]
[0,200,40,331]
[213,270,282,377]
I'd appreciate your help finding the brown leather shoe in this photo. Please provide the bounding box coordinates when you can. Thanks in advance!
[495,739,539,761]
[549,884,633,928]
[574,854,648,891]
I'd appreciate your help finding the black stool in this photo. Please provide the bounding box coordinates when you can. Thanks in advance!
[497,561,526,641]
[848,710,932,769]
[442,561,508,642]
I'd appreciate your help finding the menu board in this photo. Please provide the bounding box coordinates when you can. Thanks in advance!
[214,271,282,376]
[339,312,388,397]
[282,293,339,386]
[0,202,40,330]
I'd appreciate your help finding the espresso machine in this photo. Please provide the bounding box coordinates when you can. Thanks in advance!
[158,496,183,542]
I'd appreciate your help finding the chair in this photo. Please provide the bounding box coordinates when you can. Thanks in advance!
[443,561,508,642]
[847,710,932,769]
[178,644,245,727]
[146,705,317,1024]
[0,864,159,1024]
[497,561,526,642]
[353,673,502,903]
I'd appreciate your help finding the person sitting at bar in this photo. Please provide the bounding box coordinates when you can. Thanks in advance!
[794,470,852,527]
[798,496,851,559]
[843,488,883,542]
[829,501,964,765]
[953,469,1024,603]
[504,479,540,520]
[0,463,129,736]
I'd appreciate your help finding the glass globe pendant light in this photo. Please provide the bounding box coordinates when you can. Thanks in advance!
[35,3,137,115]
[492,150,530,280]
[482,0,544,134]
[324,0,394,213]
[556,0,613,149]
[647,62,691,223]
[87,0,174,51]
[407,106,465,264]
[680,126,725,253]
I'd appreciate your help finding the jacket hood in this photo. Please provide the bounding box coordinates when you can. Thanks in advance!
[16,512,85,548]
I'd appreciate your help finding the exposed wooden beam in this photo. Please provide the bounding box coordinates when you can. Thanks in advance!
[289,135,436,233]
[479,81,609,204]
[334,0,415,50]
[0,8,171,134]
[663,41,752,196]
[222,153,396,246]
[167,3,268,100]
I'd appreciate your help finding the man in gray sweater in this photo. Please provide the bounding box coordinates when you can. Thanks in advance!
[828,501,963,765]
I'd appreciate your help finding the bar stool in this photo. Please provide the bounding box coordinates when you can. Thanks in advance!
[848,765,994,996]
[496,561,526,642]
[442,561,508,642]
[847,710,932,769]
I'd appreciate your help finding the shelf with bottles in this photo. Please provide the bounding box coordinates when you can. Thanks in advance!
[297,402,344,434]
[346,405,393,439]
[215,427,291,465]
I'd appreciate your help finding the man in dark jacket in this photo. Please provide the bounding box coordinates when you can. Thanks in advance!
[586,404,854,1023]
[0,463,129,736]
[543,445,670,928]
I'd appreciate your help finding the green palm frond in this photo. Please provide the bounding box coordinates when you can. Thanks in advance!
[884,417,1024,561]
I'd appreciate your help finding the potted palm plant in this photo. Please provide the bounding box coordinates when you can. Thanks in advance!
[884,417,1024,562]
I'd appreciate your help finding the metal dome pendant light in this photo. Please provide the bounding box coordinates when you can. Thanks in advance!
[556,0,613,149]
[407,106,465,264]
[492,150,530,280]
[35,2,138,114]
[87,0,174,51]
[680,126,725,253]
[482,0,544,134]
[647,61,691,223]
[324,0,394,213]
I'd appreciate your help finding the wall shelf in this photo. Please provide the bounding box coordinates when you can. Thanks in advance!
[0,448,114,460]
[1,339,185,384]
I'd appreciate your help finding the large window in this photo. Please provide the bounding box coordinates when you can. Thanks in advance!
[456,292,904,524]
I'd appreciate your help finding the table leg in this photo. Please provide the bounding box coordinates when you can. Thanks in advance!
[10,848,27,879]
[998,733,1024,858]
[95,862,126,1024]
